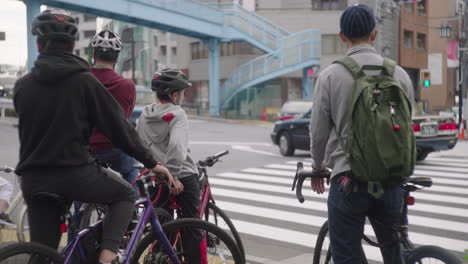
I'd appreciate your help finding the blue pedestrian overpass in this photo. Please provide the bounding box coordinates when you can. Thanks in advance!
[22,0,321,116]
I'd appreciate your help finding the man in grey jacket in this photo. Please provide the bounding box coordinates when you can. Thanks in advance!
[309,4,414,264]
[136,68,204,263]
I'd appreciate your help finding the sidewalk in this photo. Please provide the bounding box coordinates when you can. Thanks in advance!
[0,116,18,127]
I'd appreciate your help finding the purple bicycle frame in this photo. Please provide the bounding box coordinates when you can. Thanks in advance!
[61,196,181,264]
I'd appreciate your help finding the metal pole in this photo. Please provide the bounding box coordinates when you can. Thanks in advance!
[131,28,136,84]
[24,0,41,71]
[208,38,220,116]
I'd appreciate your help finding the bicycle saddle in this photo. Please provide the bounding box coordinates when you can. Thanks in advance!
[402,177,432,192]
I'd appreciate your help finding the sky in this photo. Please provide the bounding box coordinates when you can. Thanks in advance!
[0,0,27,66]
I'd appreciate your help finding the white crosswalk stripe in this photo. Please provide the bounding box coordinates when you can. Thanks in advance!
[209,156,468,263]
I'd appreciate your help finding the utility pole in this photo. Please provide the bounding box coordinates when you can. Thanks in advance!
[458,1,467,126]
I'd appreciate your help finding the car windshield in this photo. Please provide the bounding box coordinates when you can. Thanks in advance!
[282,101,312,114]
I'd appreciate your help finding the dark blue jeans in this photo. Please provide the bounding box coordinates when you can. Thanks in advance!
[92,149,138,186]
[328,176,404,264]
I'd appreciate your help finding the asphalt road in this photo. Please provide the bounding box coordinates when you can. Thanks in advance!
[1,117,467,263]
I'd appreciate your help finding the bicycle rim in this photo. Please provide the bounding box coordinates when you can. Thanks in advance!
[131,219,243,264]
[0,242,64,264]
[204,202,245,263]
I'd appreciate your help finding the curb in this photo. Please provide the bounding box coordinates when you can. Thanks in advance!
[188,114,274,126]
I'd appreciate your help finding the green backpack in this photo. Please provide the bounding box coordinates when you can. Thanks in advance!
[334,57,416,186]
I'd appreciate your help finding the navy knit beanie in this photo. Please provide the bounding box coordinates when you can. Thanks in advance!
[340,4,376,38]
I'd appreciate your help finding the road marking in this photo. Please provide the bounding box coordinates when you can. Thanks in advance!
[190,141,272,146]
[214,199,468,252]
[229,219,385,262]
[210,177,468,215]
[286,161,468,179]
[264,164,468,187]
[424,157,468,164]
[231,145,281,157]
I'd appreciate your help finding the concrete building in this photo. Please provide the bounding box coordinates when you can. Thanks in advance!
[181,0,401,118]
[418,0,460,113]
[71,12,97,63]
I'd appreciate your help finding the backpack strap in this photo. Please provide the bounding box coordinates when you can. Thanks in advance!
[383,58,396,77]
[333,57,363,80]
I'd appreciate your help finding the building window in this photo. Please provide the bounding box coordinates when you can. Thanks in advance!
[83,14,97,22]
[84,47,93,55]
[404,30,413,48]
[404,3,414,13]
[417,33,426,50]
[84,30,96,38]
[75,49,80,56]
[0,32,4,41]
[75,33,80,41]
[321,34,345,55]
[417,0,426,16]
[172,47,177,56]
[154,60,158,72]
[153,36,158,47]
[160,45,167,56]
[312,0,347,10]
[74,17,80,25]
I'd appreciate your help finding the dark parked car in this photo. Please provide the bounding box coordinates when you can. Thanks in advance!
[271,111,458,160]
[271,110,311,156]
[277,100,312,121]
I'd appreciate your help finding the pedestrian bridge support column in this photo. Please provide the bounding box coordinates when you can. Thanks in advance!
[208,38,220,116]
[302,65,320,100]
[24,0,41,71]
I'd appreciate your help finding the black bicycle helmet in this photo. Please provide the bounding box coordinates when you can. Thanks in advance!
[32,10,77,41]
[151,68,192,95]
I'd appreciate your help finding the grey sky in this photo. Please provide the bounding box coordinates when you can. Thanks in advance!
[0,0,27,66]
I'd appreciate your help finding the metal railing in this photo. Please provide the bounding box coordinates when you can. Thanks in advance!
[221,30,321,107]
[129,0,224,24]
[207,3,289,50]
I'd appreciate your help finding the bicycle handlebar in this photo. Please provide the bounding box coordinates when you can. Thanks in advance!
[291,162,330,203]
[198,150,229,167]
[0,166,14,173]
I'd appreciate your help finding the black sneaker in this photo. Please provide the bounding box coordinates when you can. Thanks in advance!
[0,212,15,228]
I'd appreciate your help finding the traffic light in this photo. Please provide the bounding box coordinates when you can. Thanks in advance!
[421,72,431,88]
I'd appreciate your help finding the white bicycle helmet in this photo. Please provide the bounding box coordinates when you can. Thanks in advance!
[92,30,122,52]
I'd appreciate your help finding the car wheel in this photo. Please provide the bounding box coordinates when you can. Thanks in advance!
[416,150,429,161]
[279,132,294,156]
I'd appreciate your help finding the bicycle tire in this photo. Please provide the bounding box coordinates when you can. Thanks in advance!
[0,242,64,263]
[312,221,368,264]
[206,201,246,263]
[406,245,462,264]
[79,203,107,231]
[16,205,29,242]
[130,218,244,264]
[313,220,332,264]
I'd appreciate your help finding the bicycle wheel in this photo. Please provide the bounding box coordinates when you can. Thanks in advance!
[16,205,29,242]
[205,202,246,263]
[406,245,462,264]
[131,218,244,264]
[0,242,64,264]
[313,221,367,264]
[313,220,333,264]
[79,203,107,230]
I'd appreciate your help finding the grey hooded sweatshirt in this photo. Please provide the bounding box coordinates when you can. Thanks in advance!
[136,103,198,179]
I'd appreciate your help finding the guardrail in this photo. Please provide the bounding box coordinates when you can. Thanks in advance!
[0,98,14,119]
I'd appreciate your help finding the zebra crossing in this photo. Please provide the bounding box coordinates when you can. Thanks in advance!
[209,155,468,263]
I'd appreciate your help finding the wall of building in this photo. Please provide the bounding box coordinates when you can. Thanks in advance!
[399,1,428,70]
[71,12,97,62]
[420,0,458,113]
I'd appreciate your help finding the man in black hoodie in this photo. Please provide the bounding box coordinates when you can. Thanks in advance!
[13,10,175,264]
